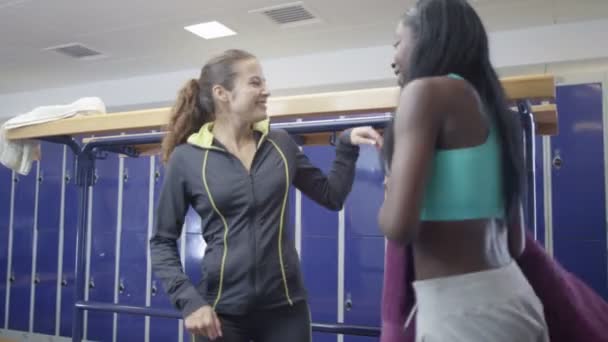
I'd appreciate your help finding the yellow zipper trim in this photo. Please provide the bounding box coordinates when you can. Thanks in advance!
[201,149,229,309]
[267,138,294,306]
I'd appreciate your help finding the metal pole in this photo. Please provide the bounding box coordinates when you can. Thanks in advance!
[517,101,538,240]
[71,150,95,342]
[74,301,381,337]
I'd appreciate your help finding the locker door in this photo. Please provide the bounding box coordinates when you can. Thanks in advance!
[184,211,205,284]
[33,142,63,335]
[8,164,37,331]
[117,156,150,342]
[150,158,180,342]
[149,277,181,342]
[299,146,339,342]
[117,231,148,342]
[344,145,384,342]
[534,135,546,246]
[552,83,608,300]
[59,151,78,337]
[183,210,205,342]
[87,155,119,342]
[0,165,12,328]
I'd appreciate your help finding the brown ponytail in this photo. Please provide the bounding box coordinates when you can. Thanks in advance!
[161,79,212,163]
[161,49,257,164]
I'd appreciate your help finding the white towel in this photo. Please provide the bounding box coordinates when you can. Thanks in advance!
[0,97,106,175]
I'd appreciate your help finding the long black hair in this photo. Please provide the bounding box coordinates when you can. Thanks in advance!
[382,0,525,217]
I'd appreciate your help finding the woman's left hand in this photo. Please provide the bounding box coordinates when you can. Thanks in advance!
[350,126,383,148]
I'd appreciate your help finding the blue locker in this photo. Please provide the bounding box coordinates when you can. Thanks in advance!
[117,231,148,342]
[8,166,37,331]
[149,284,181,342]
[87,154,119,342]
[0,165,10,220]
[121,156,151,232]
[150,157,180,342]
[149,291,180,342]
[301,235,337,322]
[300,146,338,342]
[60,151,79,337]
[183,231,205,342]
[557,239,606,295]
[185,206,203,234]
[343,235,383,323]
[302,235,337,342]
[33,230,59,334]
[552,83,608,300]
[344,145,384,342]
[345,145,384,237]
[150,258,182,342]
[153,154,164,204]
[0,165,11,328]
[37,142,63,230]
[116,156,151,342]
[150,156,183,342]
[33,142,63,334]
[184,230,205,291]
[86,230,117,342]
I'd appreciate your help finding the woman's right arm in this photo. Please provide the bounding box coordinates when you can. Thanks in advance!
[149,150,209,318]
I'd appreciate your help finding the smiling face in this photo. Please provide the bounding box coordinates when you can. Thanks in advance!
[392,21,415,87]
[213,58,270,124]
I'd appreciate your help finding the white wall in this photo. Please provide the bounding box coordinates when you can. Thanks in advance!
[3,18,608,119]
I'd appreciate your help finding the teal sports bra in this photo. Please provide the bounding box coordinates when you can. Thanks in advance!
[420,74,505,221]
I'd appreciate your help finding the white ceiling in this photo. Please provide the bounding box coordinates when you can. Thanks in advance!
[1,0,608,95]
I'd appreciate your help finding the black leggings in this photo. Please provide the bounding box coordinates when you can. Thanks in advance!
[194,301,311,342]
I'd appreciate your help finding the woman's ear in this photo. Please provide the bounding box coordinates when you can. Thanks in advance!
[212,85,229,103]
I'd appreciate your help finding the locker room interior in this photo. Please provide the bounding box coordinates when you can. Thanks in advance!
[1,0,608,341]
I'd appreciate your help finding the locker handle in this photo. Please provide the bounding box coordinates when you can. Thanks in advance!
[552,156,563,169]
[345,293,353,311]
[9,273,15,283]
[64,173,71,184]
[119,279,125,294]
[123,169,129,183]
[61,278,68,287]
[34,275,40,284]
[154,170,161,182]
[89,279,95,289]
[151,281,158,296]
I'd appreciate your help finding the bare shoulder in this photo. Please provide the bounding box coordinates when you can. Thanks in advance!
[402,76,478,108]
[397,76,481,126]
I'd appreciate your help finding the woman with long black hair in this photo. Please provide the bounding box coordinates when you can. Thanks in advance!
[378,0,549,340]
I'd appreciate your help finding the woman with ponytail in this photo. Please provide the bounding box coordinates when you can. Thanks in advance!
[160,78,212,164]
[150,49,382,341]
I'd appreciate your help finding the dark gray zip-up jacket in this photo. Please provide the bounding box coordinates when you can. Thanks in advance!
[150,119,359,317]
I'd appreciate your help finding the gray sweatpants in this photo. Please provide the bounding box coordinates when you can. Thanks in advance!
[411,262,549,342]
